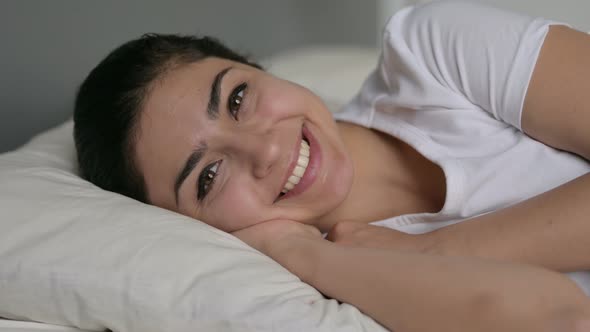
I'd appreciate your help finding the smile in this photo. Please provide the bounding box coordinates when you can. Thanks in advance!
[276,124,320,202]
[281,138,310,194]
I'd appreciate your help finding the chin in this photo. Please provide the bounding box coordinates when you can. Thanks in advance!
[326,159,354,209]
[306,155,354,225]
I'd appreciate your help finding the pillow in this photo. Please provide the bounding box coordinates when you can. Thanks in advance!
[0,47,385,331]
[264,46,379,112]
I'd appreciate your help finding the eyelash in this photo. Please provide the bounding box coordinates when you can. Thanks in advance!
[196,82,248,201]
[197,160,221,201]
[228,82,247,120]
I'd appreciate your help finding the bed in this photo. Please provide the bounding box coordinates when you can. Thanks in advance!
[0,320,92,332]
[2,1,589,330]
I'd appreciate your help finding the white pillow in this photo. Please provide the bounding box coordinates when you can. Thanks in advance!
[265,46,379,112]
[0,48,385,331]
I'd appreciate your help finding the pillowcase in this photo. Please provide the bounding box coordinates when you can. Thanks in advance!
[0,47,385,332]
[265,46,378,112]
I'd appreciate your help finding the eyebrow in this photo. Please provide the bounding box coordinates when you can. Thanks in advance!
[174,142,207,206]
[173,66,233,206]
[207,66,233,120]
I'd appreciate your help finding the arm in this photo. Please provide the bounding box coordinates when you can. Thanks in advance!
[522,25,590,161]
[329,8,590,273]
[328,167,590,273]
[429,172,590,272]
[307,240,590,332]
[425,25,590,272]
[233,220,590,332]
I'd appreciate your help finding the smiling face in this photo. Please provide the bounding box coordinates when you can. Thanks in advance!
[134,57,354,232]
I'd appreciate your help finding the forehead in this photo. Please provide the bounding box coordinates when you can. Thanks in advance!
[134,57,233,206]
[145,57,230,118]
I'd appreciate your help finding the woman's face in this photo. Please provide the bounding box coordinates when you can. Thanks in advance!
[135,57,353,232]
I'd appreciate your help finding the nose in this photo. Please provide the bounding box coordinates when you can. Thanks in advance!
[231,132,281,179]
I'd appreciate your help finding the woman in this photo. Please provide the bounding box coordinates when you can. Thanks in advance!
[73,1,590,331]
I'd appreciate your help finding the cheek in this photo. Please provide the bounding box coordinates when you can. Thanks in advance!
[205,181,270,232]
[256,82,312,119]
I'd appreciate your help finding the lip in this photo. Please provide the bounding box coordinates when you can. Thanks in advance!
[276,123,321,202]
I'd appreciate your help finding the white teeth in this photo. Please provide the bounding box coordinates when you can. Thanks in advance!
[293,165,306,177]
[284,182,294,191]
[281,139,310,194]
[297,154,309,168]
[288,175,301,185]
[300,145,310,157]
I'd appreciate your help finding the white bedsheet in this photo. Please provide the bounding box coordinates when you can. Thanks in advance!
[0,319,90,332]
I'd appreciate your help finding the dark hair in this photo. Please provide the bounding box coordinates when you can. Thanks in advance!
[73,34,261,203]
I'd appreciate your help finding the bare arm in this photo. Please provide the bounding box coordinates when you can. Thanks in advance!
[522,26,590,161]
[329,26,590,273]
[328,172,590,273]
[233,220,590,332]
[427,26,590,272]
[429,172,590,272]
[304,239,590,332]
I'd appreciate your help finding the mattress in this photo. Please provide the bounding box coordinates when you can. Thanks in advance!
[0,319,90,332]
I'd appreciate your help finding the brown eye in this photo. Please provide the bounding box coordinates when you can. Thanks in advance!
[197,160,221,201]
[228,82,247,120]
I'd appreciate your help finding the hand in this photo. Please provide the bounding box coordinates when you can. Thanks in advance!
[232,220,324,281]
[326,221,440,255]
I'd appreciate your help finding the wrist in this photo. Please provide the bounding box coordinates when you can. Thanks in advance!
[274,235,328,283]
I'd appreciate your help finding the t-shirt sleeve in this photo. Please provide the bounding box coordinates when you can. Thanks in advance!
[377,1,567,131]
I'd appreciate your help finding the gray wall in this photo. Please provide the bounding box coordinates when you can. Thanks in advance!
[1,0,588,152]
[0,0,377,152]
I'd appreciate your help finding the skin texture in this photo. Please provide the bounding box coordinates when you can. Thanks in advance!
[327,26,590,274]
[232,25,590,331]
[135,57,445,233]
[131,25,590,331]
[233,219,590,332]
[522,25,590,160]
[135,58,355,233]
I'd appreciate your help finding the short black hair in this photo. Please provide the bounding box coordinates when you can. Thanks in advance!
[73,34,261,203]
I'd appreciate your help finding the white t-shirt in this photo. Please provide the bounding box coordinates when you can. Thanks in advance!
[334,1,590,293]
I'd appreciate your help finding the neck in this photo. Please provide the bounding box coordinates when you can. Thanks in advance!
[315,121,445,233]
